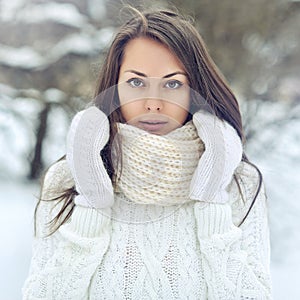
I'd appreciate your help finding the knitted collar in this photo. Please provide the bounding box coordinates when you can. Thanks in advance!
[114,121,205,206]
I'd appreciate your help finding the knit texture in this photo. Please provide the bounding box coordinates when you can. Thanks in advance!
[23,149,272,299]
[66,106,114,209]
[190,111,243,203]
[116,121,204,206]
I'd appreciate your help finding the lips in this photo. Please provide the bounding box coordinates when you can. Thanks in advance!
[139,120,168,132]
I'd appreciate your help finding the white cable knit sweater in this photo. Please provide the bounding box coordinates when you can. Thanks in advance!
[22,124,272,299]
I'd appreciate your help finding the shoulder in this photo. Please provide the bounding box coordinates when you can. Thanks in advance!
[228,161,267,226]
[35,159,75,237]
[41,158,75,200]
[229,161,263,197]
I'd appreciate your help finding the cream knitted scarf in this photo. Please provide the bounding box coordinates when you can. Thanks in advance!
[114,121,205,206]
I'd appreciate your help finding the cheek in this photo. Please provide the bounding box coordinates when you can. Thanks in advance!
[165,103,189,124]
[118,85,133,122]
[177,108,189,124]
[173,96,190,122]
[120,102,142,123]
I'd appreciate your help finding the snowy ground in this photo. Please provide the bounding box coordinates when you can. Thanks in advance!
[0,181,38,300]
[0,178,299,299]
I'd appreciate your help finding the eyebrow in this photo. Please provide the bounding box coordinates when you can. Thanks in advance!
[124,70,187,78]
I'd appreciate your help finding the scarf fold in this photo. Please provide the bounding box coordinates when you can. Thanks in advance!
[114,121,205,206]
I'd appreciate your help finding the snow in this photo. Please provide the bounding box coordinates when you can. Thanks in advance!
[0,0,116,70]
[0,1,115,69]
[0,83,18,99]
[0,90,70,180]
[42,105,70,165]
[0,98,40,179]
[87,0,106,20]
[0,0,26,22]
[0,26,115,69]
[43,88,67,104]
[272,263,300,299]
[16,2,88,28]
[0,180,38,300]
[0,45,44,69]
[244,100,300,271]
[50,33,99,57]
[95,27,116,48]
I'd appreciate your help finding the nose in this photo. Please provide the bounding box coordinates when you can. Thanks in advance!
[145,98,163,112]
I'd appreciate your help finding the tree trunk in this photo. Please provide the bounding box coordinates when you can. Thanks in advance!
[29,103,50,180]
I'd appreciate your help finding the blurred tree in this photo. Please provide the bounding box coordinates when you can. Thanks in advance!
[0,0,112,179]
[164,0,300,138]
[29,102,50,179]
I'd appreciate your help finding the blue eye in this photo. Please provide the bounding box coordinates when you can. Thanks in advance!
[127,78,145,88]
[165,80,183,89]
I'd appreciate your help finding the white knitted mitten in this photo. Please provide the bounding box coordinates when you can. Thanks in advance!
[66,106,114,209]
[190,110,243,204]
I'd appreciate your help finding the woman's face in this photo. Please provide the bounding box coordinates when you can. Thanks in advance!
[117,37,190,135]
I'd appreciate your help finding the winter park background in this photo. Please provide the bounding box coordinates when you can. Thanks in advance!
[0,0,300,299]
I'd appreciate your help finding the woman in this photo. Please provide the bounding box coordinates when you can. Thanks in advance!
[23,7,272,299]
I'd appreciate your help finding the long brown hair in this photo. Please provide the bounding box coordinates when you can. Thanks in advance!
[36,7,263,236]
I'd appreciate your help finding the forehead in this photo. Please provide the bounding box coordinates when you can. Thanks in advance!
[120,37,185,77]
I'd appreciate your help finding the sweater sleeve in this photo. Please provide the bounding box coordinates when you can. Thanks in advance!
[22,160,112,300]
[193,163,272,299]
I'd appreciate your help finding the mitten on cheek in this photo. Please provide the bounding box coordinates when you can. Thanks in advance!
[190,110,243,204]
[66,106,114,209]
